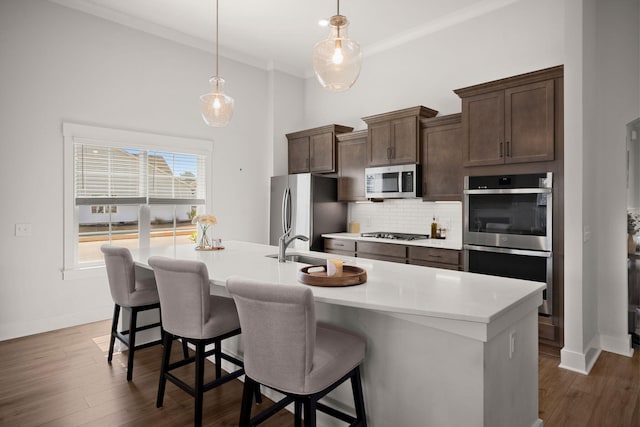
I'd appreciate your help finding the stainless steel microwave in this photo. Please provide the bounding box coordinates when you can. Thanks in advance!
[365,164,421,199]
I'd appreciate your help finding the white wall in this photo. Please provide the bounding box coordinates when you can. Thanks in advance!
[270,70,305,177]
[0,0,276,339]
[303,0,565,130]
[561,0,591,372]
[594,0,638,355]
[561,0,639,373]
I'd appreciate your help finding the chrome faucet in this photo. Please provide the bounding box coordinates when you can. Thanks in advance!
[278,232,309,262]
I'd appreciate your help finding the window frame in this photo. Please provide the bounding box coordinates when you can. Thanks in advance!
[62,122,213,279]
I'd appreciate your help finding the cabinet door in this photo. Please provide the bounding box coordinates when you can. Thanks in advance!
[421,122,463,201]
[390,116,419,164]
[338,137,367,201]
[324,238,356,257]
[368,121,391,166]
[357,241,407,261]
[408,246,461,267]
[462,90,505,166]
[310,132,335,173]
[288,136,309,174]
[505,80,555,164]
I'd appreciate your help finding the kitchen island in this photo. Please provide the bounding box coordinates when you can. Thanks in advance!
[130,241,545,427]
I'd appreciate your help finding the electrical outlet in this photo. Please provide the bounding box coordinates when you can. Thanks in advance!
[15,223,32,237]
[509,331,516,359]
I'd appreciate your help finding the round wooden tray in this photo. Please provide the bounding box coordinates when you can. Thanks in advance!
[195,246,225,251]
[297,265,367,287]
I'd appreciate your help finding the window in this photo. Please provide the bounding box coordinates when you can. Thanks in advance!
[63,123,213,276]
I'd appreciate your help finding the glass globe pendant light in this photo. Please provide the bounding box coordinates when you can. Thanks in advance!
[200,0,234,127]
[312,0,362,92]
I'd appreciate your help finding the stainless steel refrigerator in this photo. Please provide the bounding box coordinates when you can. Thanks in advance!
[270,174,348,252]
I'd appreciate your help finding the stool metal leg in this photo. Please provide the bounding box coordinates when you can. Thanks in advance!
[351,366,367,426]
[126,307,138,381]
[239,376,256,427]
[214,338,222,379]
[181,339,189,359]
[157,331,173,408]
[294,400,302,427]
[194,341,206,427]
[107,304,120,363]
[303,396,317,427]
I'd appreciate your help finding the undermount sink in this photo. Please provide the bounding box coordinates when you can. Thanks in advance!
[265,253,327,265]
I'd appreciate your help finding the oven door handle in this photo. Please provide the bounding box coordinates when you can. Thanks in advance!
[464,244,552,257]
[464,188,551,195]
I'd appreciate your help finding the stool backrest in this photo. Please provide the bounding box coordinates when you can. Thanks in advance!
[148,256,211,339]
[101,245,137,307]
[226,277,316,393]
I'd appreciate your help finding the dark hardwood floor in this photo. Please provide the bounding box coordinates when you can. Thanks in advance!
[0,320,638,426]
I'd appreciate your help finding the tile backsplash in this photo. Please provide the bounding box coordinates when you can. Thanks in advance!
[348,199,463,247]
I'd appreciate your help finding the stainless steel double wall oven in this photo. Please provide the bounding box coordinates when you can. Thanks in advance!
[464,172,553,316]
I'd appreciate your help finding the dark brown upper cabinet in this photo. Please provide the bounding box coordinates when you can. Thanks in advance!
[336,130,368,202]
[454,66,562,167]
[362,106,437,167]
[420,114,464,201]
[286,124,353,174]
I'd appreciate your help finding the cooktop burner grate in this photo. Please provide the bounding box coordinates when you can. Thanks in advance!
[360,232,429,241]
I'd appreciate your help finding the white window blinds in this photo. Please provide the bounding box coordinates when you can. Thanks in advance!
[73,141,206,206]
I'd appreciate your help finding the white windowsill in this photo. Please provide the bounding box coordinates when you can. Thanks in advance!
[61,265,106,280]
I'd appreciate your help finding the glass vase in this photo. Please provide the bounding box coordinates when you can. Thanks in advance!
[196,224,213,250]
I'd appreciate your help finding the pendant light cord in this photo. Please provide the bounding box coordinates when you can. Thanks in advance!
[215,0,219,79]
[336,0,341,38]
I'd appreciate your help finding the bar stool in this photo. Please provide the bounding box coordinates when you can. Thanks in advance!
[226,276,368,427]
[148,256,250,427]
[101,245,165,381]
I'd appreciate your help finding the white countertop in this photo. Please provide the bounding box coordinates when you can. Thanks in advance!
[130,241,544,326]
[322,232,463,250]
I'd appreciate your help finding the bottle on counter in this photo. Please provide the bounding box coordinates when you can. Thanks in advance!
[431,216,438,239]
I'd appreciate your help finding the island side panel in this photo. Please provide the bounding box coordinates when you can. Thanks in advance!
[484,309,540,427]
[314,302,486,427]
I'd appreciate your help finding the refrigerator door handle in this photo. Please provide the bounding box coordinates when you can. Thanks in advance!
[282,187,292,235]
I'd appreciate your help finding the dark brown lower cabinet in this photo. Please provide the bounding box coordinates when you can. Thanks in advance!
[324,238,356,257]
[324,238,463,270]
[408,246,462,271]
[357,241,407,264]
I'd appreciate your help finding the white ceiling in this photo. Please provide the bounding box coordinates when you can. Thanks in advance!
[50,0,519,77]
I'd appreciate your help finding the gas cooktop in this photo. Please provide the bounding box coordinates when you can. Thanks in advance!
[360,232,429,241]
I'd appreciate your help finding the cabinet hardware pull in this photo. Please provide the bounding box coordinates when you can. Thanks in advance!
[499,142,503,158]
[506,141,511,157]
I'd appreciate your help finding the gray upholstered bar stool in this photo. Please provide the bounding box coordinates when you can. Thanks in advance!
[227,276,368,427]
[101,244,165,381]
[148,256,248,427]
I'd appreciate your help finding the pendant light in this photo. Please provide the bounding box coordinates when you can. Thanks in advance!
[312,0,362,92]
[200,0,234,127]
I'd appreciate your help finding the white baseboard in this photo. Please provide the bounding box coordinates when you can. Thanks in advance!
[600,333,634,357]
[559,335,601,374]
[0,304,113,341]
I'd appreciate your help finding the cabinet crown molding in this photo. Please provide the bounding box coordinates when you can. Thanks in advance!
[453,65,564,98]
[420,113,462,128]
[336,129,368,141]
[286,124,353,139]
[362,106,438,124]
